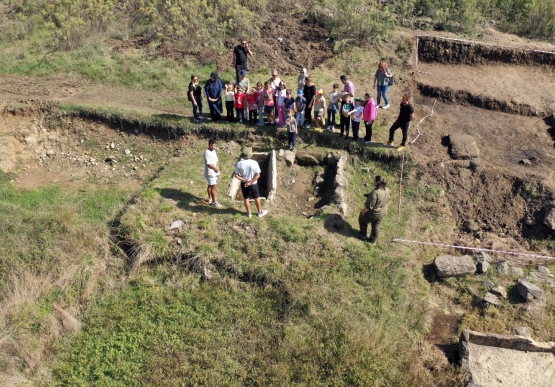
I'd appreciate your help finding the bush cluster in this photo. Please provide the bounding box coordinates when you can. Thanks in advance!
[1,0,554,58]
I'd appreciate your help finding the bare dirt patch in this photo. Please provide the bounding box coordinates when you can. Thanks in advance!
[219,17,333,75]
[1,103,179,191]
[416,64,555,115]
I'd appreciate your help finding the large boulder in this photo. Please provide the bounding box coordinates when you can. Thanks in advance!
[449,133,480,160]
[284,150,296,167]
[517,279,545,305]
[435,255,476,278]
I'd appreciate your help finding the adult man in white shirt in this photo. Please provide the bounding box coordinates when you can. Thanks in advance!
[204,139,222,208]
[234,147,268,218]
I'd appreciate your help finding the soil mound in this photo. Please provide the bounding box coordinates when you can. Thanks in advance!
[106,16,333,75]
[219,16,333,75]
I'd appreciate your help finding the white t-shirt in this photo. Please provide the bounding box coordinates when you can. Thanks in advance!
[204,149,220,177]
[352,106,364,122]
[234,159,261,185]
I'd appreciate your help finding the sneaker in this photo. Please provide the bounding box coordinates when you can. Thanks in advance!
[193,118,200,123]
[247,213,252,218]
[291,147,296,151]
[368,239,377,245]
[258,210,268,218]
[211,201,223,209]
[365,140,372,144]
[383,104,390,109]
[384,141,393,146]
[397,145,405,151]
[355,232,367,241]
[305,125,311,129]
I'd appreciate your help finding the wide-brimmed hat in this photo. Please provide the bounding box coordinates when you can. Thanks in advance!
[241,146,253,159]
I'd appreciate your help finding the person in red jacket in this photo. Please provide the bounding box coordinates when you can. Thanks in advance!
[234,86,247,124]
[247,88,260,125]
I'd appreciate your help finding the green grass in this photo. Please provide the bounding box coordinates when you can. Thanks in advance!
[49,138,431,386]
[0,172,131,384]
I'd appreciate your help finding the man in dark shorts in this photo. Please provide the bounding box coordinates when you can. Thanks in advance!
[384,94,415,151]
[234,147,268,218]
[232,39,253,84]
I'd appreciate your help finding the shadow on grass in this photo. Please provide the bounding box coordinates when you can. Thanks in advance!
[157,188,243,216]
[422,262,438,283]
[322,213,357,239]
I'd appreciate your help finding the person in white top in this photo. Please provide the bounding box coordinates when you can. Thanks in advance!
[204,139,222,208]
[234,147,268,218]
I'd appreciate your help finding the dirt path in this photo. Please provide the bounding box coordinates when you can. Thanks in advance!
[0,74,188,116]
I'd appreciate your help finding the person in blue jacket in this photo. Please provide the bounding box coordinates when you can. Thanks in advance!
[205,71,223,123]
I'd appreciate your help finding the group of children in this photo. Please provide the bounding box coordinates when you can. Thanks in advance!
[212,69,380,151]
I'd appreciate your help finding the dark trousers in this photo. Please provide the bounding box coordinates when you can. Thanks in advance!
[340,115,350,136]
[326,108,337,127]
[352,120,360,141]
[305,106,313,126]
[208,100,222,122]
[191,96,203,119]
[358,213,382,243]
[364,120,374,142]
[226,101,235,122]
[236,108,246,123]
[235,64,247,84]
[388,120,410,146]
[288,132,297,149]
[249,109,258,124]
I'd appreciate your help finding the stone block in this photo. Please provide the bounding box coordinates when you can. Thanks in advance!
[517,279,545,303]
[284,150,296,167]
[449,133,480,160]
[496,260,509,275]
[491,286,507,298]
[511,266,524,277]
[483,292,500,306]
[476,251,492,274]
[435,255,476,278]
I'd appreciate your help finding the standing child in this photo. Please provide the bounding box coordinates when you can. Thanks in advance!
[263,81,276,126]
[256,82,265,126]
[234,86,247,124]
[326,83,340,131]
[276,81,287,127]
[339,93,354,138]
[295,90,306,128]
[363,92,378,143]
[313,89,327,130]
[297,68,307,93]
[351,98,364,141]
[225,83,235,122]
[286,109,298,151]
[247,87,259,125]
[284,89,295,114]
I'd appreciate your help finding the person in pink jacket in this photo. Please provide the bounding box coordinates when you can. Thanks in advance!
[363,92,378,143]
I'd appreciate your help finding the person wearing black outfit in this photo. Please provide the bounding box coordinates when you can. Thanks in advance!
[384,94,415,151]
[205,71,223,123]
[302,76,316,128]
[232,39,253,84]
[188,74,203,122]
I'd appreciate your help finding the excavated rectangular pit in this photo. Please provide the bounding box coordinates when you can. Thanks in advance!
[460,329,555,387]
[228,151,276,201]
